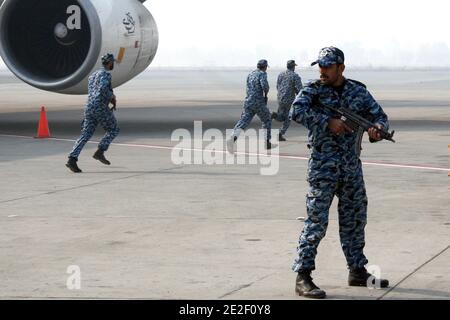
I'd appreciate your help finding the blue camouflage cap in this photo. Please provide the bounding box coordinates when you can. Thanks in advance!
[101,53,116,65]
[257,59,269,69]
[311,47,345,67]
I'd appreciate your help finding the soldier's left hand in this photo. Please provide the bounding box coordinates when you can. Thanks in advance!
[368,124,383,141]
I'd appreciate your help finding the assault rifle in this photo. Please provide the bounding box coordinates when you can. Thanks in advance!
[312,96,396,143]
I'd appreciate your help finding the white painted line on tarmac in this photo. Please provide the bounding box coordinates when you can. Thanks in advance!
[1,133,449,173]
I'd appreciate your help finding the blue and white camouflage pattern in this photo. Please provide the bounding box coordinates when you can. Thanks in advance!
[291,78,389,272]
[69,68,120,159]
[232,69,272,140]
[85,68,114,111]
[244,69,270,108]
[277,70,303,105]
[275,70,303,135]
[311,46,345,67]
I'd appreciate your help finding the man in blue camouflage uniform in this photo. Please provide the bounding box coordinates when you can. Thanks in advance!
[227,59,273,151]
[272,60,303,141]
[66,53,119,173]
[291,47,390,299]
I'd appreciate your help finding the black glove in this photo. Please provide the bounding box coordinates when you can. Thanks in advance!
[264,97,268,105]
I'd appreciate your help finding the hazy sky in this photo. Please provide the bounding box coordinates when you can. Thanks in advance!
[146,0,450,67]
[1,0,450,68]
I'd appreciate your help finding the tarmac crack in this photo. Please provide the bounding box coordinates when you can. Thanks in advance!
[377,244,450,300]
[217,272,276,299]
[0,166,184,205]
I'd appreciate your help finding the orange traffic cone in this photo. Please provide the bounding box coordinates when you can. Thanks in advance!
[35,106,51,138]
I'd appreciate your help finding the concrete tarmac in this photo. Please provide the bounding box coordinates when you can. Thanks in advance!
[0,69,449,299]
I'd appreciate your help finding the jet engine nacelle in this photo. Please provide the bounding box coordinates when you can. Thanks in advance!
[0,0,158,94]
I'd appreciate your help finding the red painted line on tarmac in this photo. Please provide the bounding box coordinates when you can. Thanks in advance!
[1,133,449,172]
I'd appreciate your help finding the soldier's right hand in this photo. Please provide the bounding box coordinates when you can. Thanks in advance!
[327,118,353,135]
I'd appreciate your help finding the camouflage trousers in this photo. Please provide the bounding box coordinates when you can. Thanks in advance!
[274,101,292,136]
[292,161,369,272]
[232,104,272,140]
[69,108,120,160]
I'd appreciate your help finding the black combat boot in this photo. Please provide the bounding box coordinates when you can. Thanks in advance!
[93,149,111,165]
[66,157,82,173]
[266,139,272,150]
[278,133,287,141]
[348,267,389,288]
[295,271,327,299]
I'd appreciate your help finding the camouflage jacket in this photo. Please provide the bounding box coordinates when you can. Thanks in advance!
[85,68,114,112]
[291,78,389,165]
[277,70,303,105]
[244,69,269,108]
